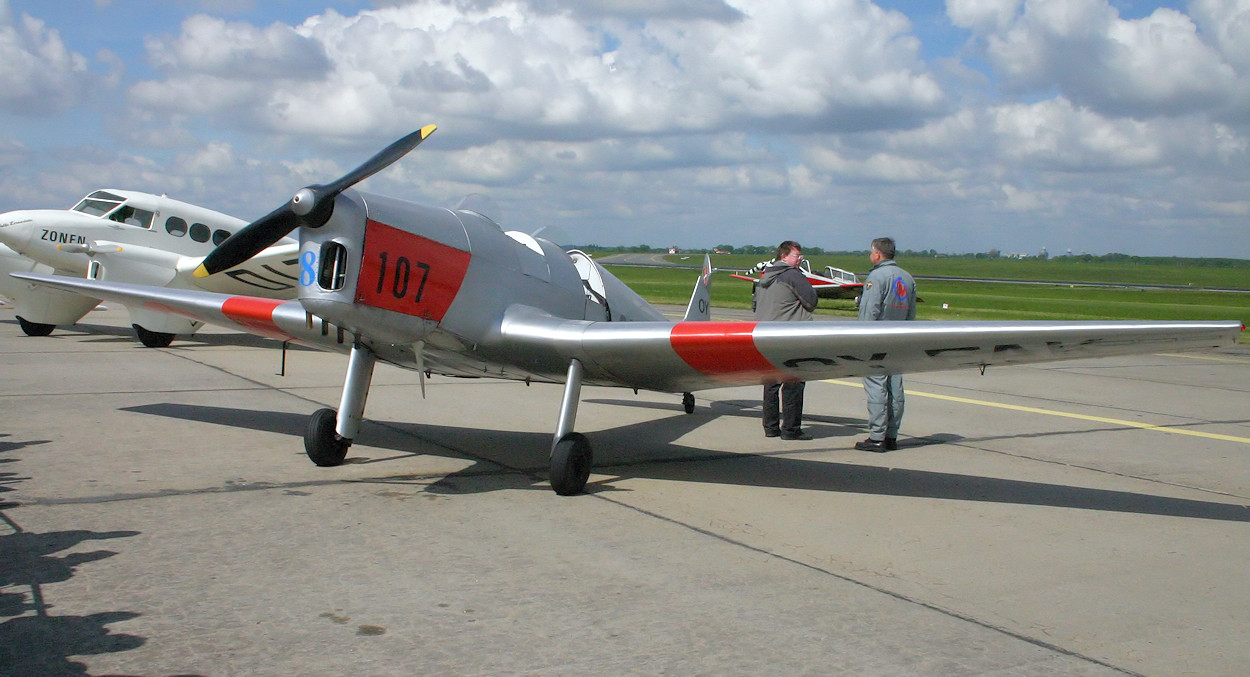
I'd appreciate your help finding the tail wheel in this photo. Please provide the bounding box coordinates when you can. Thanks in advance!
[549,433,592,496]
[17,316,55,337]
[305,407,350,466]
[133,324,175,348]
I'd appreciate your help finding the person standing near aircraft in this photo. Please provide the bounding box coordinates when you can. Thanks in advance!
[755,240,818,440]
[855,237,917,452]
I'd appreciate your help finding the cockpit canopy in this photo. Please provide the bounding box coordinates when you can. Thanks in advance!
[71,190,155,229]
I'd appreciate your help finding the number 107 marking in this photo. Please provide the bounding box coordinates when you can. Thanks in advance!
[375,252,431,303]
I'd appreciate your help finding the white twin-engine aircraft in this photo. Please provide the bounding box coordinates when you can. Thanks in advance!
[0,188,299,346]
[15,125,1243,496]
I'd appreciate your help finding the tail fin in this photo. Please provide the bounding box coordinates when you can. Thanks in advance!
[682,255,713,321]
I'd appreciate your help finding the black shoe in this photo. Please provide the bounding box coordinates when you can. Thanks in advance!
[781,430,813,441]
[855,438,887,452]
[883,437,898,451]
[764,429,781,438]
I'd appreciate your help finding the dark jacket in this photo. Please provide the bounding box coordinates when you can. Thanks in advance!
[754,263,817,321]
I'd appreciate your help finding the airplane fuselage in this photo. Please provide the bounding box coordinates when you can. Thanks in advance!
[0,189,302,334]
[0,189,296,288]
[292,190,665,383]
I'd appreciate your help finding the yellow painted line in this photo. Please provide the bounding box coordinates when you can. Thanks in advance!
[1157,353,1250,365]
[822,379,1250,444]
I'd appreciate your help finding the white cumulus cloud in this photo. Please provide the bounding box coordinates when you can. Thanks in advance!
[951,0,1245,118]
[0,0,94,115]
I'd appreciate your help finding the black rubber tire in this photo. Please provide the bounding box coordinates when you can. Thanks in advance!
[17,316,55,337]
[133,324,175,348]
[682,392,695,414]
[549,433,593,496]
[305,407,350,466]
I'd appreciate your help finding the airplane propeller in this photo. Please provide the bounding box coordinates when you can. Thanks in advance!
[194,124,438,278]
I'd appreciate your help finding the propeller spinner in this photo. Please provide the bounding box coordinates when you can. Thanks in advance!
[194,124,438,278]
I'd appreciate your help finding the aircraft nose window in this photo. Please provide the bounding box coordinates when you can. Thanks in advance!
[189,223,210,242]
[318,242,348,291]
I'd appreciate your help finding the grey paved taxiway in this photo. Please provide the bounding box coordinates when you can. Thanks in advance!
[2,304,1248,675]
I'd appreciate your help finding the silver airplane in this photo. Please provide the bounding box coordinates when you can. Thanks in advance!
[15,125,1243,496]
[0,188,299,346]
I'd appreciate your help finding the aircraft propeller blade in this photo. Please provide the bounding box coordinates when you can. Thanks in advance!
[195,124,437,278]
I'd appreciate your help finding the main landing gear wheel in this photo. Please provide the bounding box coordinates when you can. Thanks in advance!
[549,432,592,496]
[17,316,54,337]
[682,392,695,414]
[305,407,350,466]
[133,324,175,348]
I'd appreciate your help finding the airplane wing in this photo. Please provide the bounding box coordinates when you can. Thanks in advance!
[497,307,1241,392]
[728,272,862,300]
[13,272,350,352]
[13,272,1242,396]
[810,281,863,300]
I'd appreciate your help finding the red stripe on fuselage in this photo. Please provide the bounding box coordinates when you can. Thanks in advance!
[222,297,291,340]
[669,321,787,382]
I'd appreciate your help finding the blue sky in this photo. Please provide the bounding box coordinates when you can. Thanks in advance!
[2,0,1248,257]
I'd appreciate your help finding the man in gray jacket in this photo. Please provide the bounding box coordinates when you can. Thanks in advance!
[755,240,818,440]
[855,237,917,452]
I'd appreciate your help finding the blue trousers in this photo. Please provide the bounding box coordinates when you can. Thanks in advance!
[863,374,905,440]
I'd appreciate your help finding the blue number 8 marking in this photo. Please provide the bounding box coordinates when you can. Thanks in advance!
[300,251,316,286]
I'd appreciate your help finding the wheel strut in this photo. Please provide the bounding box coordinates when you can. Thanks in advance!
[304,341,376,467]
[336,341,377,441]
[550,359,593,495]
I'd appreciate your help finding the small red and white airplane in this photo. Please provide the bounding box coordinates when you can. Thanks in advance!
[0,189,299,345]
[730,259,863,301]
[15,125,1243,496]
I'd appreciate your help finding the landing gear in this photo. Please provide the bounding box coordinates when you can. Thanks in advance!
[550,433,592,496]
[303,342,376,468]
[305,407,350,466]
[17,316,54,337]
[682,392,695,414]
[548,358,593,495]
[133,324,175,348]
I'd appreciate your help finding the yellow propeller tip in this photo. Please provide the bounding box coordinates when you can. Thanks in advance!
[193,264,210,278]
[421,124,437,138]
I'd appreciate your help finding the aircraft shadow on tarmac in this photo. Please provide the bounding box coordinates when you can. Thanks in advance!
[0,436,148,676]
[3,317,312,351]
[121,403,1250,523]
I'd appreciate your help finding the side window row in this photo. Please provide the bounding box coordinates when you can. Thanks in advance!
[165,216,231,245]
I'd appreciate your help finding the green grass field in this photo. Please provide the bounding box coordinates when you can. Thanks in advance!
[603,263,1250,342]
[681,254,1250,289]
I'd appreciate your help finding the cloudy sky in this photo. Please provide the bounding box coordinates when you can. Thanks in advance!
[2,0,1247,257]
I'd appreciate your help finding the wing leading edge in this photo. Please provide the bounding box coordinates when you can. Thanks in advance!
[497,307,1242,393]
[14,272,1242,395]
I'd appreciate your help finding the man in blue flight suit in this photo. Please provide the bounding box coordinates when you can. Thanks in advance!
[855,237,916,452]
